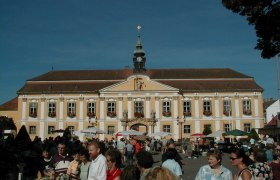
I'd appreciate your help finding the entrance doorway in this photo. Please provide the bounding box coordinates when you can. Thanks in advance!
[130,123,148,134]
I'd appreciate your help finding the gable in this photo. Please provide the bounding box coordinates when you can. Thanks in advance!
[100,75,178,92]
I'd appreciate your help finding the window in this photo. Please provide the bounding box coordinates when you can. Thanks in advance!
[162,101,171,117]
[29,126,36,134]
[183,101,191,116]
[29,102,38,118]
[134,101,144,118]
[108,126,115,135]
[48,126,55,134]
[67,126,75,134]
[183,125,191,134]
[244,123,251,133]
[48,102,56,117]
[224,124,231,132]
[67,102,76,117]
[163,125,171,133]
[203,100,212,116]
[87,102,95,117]
[223,100,231,116]
[243,100,251,115]
[107,101,116,117]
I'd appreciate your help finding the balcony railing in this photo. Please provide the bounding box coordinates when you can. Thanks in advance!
[162,111,171,117]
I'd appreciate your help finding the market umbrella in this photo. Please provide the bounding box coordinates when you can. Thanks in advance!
[206,130,225,137]
[148,131,173,137]
[132,135,151,141]
[223,129,249,136]
[115,129,144,136]
[191,133,205,137]
[81,127,105,134]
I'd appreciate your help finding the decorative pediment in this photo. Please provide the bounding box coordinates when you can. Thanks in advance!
[100,75,178,92]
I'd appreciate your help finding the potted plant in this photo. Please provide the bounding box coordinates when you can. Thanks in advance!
[183,112,191,117]
[223,111,229,116]
[243,110,252,115]
[68,112,76,118]
[48,112,56,118]
[29,112,37,118]
[87,112,96,118]
[163,111,171,117]
[107,112,116,118]
[203,111,212,116]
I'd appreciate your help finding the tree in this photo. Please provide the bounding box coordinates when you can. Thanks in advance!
[222,0,280,59]
[248,128,260,140]
[203,126,212,135]
[0,116,17,138]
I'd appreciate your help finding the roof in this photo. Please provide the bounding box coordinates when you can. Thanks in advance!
[266,116,278,126]
[263,99,277,110]
[0,97,18,111]
[17,68,263,94]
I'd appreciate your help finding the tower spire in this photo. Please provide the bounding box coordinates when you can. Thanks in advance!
[133,25,146,73]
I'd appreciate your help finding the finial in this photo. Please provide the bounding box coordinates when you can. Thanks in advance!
[137,25,141,35]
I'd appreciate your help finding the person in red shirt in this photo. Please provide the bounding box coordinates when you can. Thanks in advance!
[105,150,122,180]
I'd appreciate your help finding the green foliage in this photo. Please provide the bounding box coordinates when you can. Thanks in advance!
[203,126,212,135]
[0,116,17,137]
[222,0,280,59]
[248,128,260,140]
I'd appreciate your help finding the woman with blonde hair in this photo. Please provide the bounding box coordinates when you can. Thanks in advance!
[145,166,177,180]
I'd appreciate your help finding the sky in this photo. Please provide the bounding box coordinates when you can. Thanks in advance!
[0,0,279,105]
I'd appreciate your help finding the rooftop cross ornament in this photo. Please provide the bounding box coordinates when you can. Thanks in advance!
[137,25,141,35]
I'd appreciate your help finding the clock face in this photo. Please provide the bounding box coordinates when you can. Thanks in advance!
[136,57,142,62]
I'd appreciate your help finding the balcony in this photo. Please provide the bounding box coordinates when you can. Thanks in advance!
[223,111,230,116]
[134,112,144,118]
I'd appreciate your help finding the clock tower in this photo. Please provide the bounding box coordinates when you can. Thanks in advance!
[133,25,146,73]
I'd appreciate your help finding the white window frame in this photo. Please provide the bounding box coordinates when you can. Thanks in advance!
[134,101,143,113]
[29,126,36,134]
[48,126,55,134]
[108,126,115,135]
[107,101,116,113]
[87,102,95,113]
[224,124,231,132]
[183,125,191,134]
[242,99,251,114]
[67,102,76,114]
[244,123,251,133]
[67,126,75,134]
[183,101,191,113]
[162,101,171,113]
[203,100,212,112]
[163,125,171,133]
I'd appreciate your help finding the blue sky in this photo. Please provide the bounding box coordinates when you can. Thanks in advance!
[0,0,278,105]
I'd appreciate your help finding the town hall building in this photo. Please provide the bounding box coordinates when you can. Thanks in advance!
[0,28,264,141]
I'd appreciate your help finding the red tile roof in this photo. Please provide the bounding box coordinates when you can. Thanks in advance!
[17,68,263,94]
[0,97,18,111]
[266,116,277,126]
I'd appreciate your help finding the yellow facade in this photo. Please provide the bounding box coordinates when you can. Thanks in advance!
[0,74,264,141]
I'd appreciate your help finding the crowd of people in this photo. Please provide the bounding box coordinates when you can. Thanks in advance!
[0,128,280,180]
